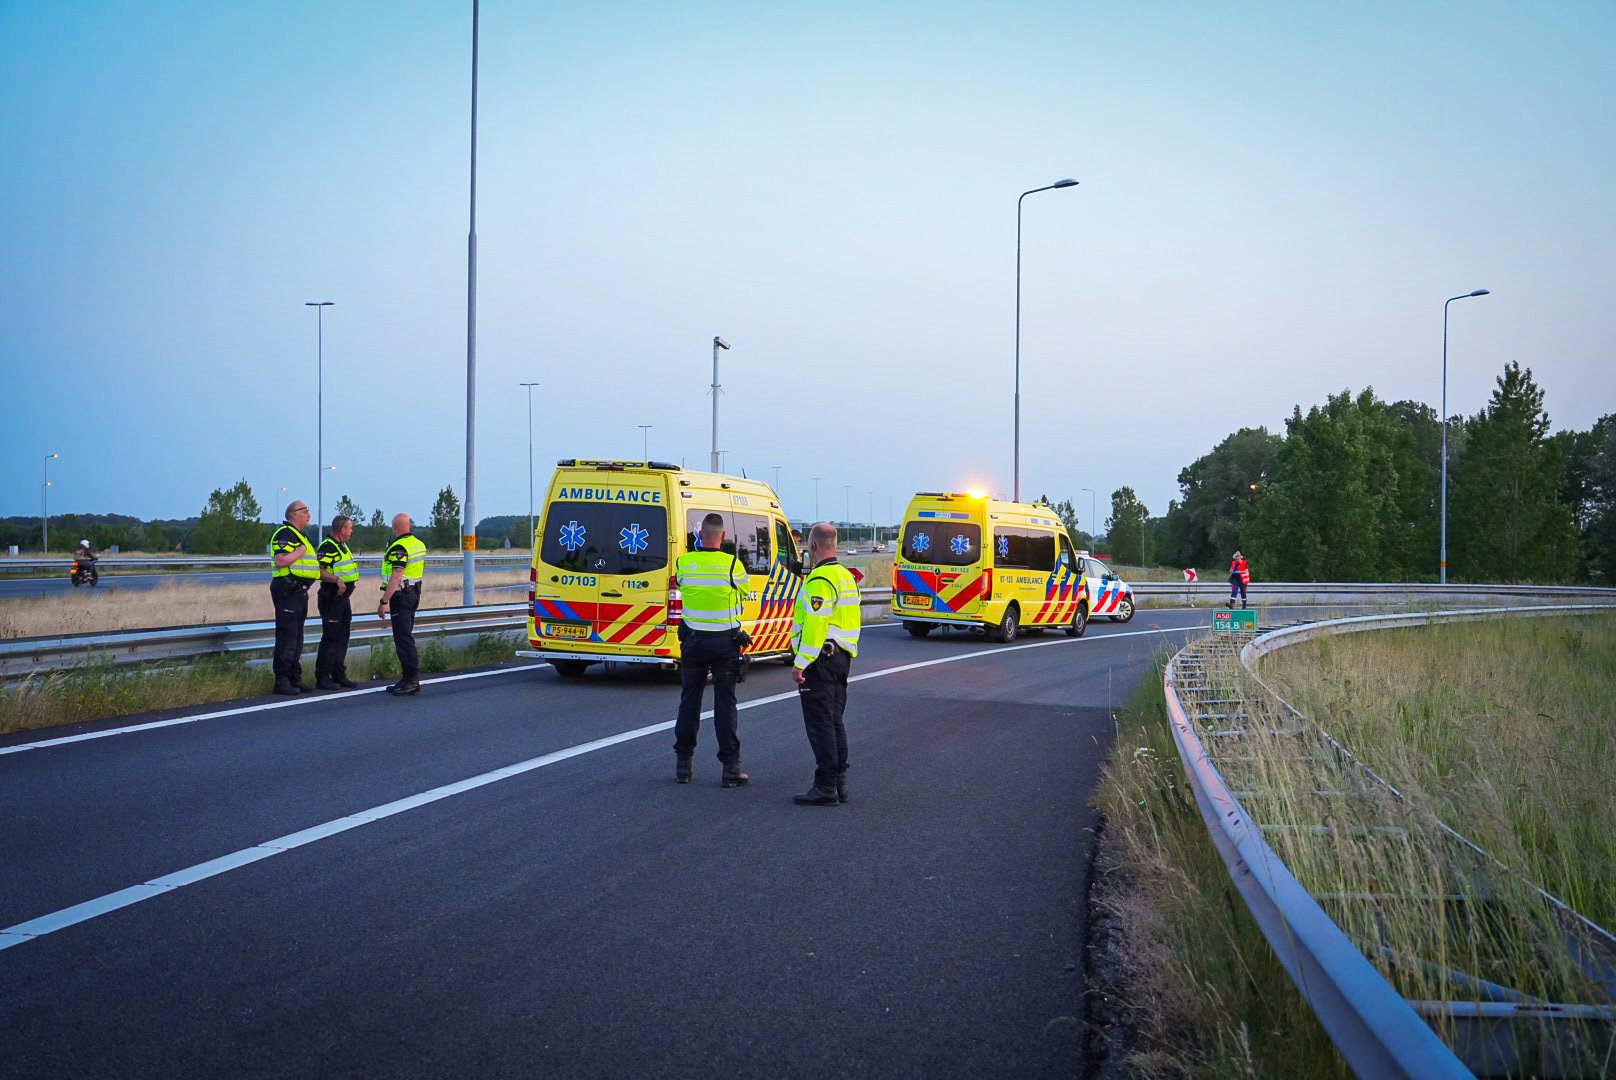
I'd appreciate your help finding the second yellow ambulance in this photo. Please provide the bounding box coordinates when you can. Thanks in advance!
[891,492,1088,642]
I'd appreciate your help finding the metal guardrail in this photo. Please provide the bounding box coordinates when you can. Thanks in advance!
[0,589,901,678]
[1164,603,1616,1077]
[0,553,530,573]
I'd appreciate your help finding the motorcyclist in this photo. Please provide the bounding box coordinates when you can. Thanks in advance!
[74,539,96,563]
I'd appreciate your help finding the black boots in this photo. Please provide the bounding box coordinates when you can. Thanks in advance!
[273,678,299,696]
[335,671,359,689]
[835,771,849,805]
[386,679,421,696]
[793,784,839,806]
[721,762,750,788]
[315,675,338,691]
[676,755,693,784]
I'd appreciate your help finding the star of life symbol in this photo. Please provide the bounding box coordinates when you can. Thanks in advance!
[950,534,971,556]
[997,535,1009,558]
[559,520,587,551]
[911,532,931,555]
[619,522,649,555]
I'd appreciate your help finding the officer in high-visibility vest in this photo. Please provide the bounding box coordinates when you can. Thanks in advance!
[672,512,752,787]
[789,521,862,806]
[378,512,427,696]
[314,513,361,690]
[269,500,321,695]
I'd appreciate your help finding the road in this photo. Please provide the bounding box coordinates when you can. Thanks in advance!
[0,608,1229,1079]
[0,564,521,599]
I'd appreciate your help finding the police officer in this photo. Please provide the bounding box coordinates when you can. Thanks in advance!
[314,513,360,690]
[672,512,752,787]
[790,522,862,805]
[269,500,321,695]
[378,512,427,696]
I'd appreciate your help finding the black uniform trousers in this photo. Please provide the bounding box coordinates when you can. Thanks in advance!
[674,628,741,764]
[391,584,421,680]
[270,577,311,684]
[316,584,354,679]
[798,646,851,788]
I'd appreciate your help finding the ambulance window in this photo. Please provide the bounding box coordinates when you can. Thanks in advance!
[902,521,981,567]
[684,509,772,575]
[539,502,669,575]
[1058,534,1077,567]
[997,529,1055,571]
[774,520,796,565]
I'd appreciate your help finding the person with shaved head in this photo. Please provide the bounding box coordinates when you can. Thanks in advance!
[378,512,427,695]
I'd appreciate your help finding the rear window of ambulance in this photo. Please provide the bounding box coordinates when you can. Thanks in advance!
[901,521,982,566]
[539,502,669,575]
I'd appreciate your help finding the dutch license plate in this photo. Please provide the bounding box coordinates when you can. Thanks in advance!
[901,593,931,608]
[543,622,590,640]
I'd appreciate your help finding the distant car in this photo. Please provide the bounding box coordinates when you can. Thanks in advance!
[1079,556,1135,622]
[870,543,886,554]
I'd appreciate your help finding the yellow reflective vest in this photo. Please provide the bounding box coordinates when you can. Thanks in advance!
[675,548,751,632]
[270,523,321,580]
[791,559,861,669]
[383,533,427,586]
[317,538,360,584]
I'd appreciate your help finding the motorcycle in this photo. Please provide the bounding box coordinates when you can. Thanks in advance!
[70,557,99,587]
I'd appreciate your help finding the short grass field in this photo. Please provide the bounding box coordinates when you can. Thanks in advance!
[1091,611,1616,1076]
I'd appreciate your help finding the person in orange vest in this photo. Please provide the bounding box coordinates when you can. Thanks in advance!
[1229,551,1250,609]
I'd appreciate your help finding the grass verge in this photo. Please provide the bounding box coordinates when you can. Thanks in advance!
[0,632,527,736]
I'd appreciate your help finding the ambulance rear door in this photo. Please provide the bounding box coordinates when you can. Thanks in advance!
[537,497,671,649]
[897,508,987,617]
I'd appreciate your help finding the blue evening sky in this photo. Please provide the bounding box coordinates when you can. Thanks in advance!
[3,1,1612,533]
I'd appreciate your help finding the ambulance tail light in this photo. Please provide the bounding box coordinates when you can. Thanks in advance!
[528,567,536,606]
[667,574,682,627]
[982,569,992,602]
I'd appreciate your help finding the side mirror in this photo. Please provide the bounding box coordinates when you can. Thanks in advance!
[786,556,804,576]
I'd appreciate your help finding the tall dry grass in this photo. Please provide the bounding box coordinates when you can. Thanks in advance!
[0,571,531,639]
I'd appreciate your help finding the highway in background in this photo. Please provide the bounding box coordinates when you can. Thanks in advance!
[0,607,1244,1078]
[0,564,518,600]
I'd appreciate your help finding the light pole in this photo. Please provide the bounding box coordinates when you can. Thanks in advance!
[461,0,481,605]
[42,453,59,552]
[639,424,652,461]
[1440,289,1490,585]
[868,491,874,544]
[844,485,851,531]
[772,465,781,493]
[521,381,540,549]
[304,301,334,540]
[710,336,730,472]
[813,477,821,522]
[1081,487,1096,543]
[1014,178,1078,502]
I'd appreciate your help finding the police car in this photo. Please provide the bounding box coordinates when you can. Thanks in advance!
[1077,553,1135,622]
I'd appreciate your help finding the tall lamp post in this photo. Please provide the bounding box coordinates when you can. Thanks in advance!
[812,477,821,522]
[1014,177,1079,502]
[303,301,334,540]
[521,381,540,548]
[42,453,59,552]
[868,491,874,545]
[1081,487,1096,544]
[843,485,851,533]
[461,0,481,605]
[1440,288,1490,585]
[639,424,653,461]
[710,336,730,472]
[772,465,782,493]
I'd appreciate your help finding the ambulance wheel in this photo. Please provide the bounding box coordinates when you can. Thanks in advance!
[904,621,934,639]
[1111,597,1135,623]
[1066,602,1089,638]
[994,605,1020,644]
[550,660,590,678]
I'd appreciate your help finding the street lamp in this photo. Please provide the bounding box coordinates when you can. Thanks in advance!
[868,491,874,544]
[1081,487,1096,542]
[710,336,730,472]
[42,453,59,553]
[772,465,782,493]
[639,424,652,461]
[304,301,334,541]
[844,485,851,531]
[1014,177,1078,502]
[1440,288,1490,585]
[812,476,821,522]
[521,381,540,549]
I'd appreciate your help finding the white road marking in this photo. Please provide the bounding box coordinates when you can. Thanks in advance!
[0,626,1196,952]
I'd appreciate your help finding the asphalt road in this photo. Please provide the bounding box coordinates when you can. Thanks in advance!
[0,608,1225,1079]
[0,564,519,599]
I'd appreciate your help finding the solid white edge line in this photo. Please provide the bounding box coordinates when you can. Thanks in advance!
[0,625,1195,951]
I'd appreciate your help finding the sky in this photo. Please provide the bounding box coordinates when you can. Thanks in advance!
[3,1,1613,534]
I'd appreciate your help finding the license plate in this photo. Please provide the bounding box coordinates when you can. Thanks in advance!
[900,594,931,608]
[543,622,590,640]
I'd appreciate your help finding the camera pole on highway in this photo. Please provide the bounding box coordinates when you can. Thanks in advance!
[461,0,480,606]
[710,336,729,472]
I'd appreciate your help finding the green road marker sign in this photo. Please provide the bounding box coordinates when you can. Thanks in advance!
[1212,608,1258,633]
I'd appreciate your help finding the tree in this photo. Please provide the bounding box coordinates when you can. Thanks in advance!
[1582,416,1616,583]
[192,480,264,554]
[429,486,461,551]
[1104,487,1150,568]
[1037,495,1094,551]
[335,495,364,523]
[1448,363,1578,583]
[1166,427,1280,569]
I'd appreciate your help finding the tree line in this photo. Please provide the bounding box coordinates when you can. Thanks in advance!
[1080,362,1613,584]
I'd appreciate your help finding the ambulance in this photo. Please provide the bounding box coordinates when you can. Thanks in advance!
[517,460,803,677]
[1077,552,1136,622]
[890,493,1088,643]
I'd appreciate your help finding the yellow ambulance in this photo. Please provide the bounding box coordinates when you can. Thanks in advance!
[891,492,1089,642]
[517,460,804,677]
